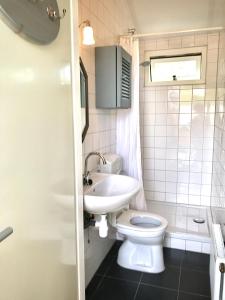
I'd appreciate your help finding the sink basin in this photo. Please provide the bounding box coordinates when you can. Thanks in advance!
[84,173,140,214]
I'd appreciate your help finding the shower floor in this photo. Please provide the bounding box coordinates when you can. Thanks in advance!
[148,201,211,253]
[86,241,211,300]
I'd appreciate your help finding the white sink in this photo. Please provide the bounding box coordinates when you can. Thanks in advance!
[84,173,140,214]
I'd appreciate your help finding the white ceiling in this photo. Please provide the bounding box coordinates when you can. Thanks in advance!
[128,0,225,34]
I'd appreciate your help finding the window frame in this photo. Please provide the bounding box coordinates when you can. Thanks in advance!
[144,47,207,86]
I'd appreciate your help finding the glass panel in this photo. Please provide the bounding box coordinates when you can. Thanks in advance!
[150,54,201,82]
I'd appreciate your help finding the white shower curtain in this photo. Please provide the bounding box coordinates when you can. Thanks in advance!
[117,38,147,211]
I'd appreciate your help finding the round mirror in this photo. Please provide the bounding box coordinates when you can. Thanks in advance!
[0,0,60,44]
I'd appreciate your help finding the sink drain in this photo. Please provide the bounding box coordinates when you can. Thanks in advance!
[193,218,205,224]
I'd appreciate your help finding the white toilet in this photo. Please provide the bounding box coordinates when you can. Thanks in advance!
[99,154,168,273]
[116,209,168,273]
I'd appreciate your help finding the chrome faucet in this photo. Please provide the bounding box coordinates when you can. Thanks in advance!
[83,152,106,185]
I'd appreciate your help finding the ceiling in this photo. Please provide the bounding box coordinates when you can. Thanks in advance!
[128,0,225,34]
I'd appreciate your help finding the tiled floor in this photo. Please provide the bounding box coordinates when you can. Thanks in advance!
[86,241,211,300]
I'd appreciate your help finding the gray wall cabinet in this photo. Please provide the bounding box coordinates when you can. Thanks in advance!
[95,46,132,109]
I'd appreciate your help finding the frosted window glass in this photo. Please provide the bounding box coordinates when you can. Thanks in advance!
[150,55,201,83]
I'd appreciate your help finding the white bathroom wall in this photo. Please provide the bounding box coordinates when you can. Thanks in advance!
[78,0,134,285]
[0,1,81,299]
[139,33,219,207]
[211,31,225,208]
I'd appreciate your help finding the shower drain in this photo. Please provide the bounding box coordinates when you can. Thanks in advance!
[193,218,205,224]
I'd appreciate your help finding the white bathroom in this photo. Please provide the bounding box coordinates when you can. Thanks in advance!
[0,0,225,299]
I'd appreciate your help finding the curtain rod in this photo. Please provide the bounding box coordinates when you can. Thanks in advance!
[120,27,225,39]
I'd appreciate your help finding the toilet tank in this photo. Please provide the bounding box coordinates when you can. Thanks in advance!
[99,154,122,174]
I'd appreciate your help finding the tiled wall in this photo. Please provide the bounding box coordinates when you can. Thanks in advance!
[211,31,225,208]
[78,0,134,286]
[139,33,219,207]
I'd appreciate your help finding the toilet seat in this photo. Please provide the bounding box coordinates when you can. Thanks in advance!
[116,209,168,238]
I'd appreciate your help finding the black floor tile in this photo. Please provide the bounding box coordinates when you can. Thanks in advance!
[96,241,123,276]
[182,251,210,272]
[108,241,123,256]
[180,269,211,297]
[106,259,142,282]
[135,284,178,300]
[91,277,138,300]
[86,275,103,300]
[164,247,184,268]
[95,253,115,276]
[178,291,211,300]
[142,265,180,290]
[88,246,212,300]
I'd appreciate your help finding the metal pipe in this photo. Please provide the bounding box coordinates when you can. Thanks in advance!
[120,26,225,39]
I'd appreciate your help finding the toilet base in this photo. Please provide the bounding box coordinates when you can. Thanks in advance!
[117,239,165,273]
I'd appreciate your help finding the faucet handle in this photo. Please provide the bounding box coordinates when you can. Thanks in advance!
[87,178,93,185]
[83,171,93,186]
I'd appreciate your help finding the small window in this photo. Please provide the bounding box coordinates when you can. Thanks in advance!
[144,47,206,86]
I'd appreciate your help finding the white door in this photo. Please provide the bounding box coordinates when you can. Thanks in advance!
[0,0,82,299]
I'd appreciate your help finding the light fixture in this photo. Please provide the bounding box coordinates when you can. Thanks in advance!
[79,20,95,46]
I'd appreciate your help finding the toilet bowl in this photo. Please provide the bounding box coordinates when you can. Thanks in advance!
[116,209,168,273]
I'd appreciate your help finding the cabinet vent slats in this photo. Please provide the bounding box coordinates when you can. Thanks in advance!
[121,57,131,101]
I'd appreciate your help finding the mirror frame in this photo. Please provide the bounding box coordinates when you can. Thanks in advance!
[80,57,89,143]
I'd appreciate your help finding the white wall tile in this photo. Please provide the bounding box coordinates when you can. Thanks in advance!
[189,184,201,195]
[155,148,166,159]
[140,32,218,207]
[166,193,177,202]
[166,159,178,171]
[166,182,177,193]
[166,171,178,182]
[178,171,189,183]
[202,242,211,254]
[155,170,166,181]
[189,195,201,205]
[182,35,195,47]
[155,159,166,170]
[186,241,202,252]
[195,34,208,46]
[171,238,185,250]
[176,215,187,229]
[168,90,180,101]
[177,194,189,204]
[177,183,189,194]
[157,39,169,50]
[168,102,179,113]
[145,39,157,50]
[167,114,179,126]
[145,102,155,114]
[169,37,182,49]
[156,114,167,125]
[208,33,219,49]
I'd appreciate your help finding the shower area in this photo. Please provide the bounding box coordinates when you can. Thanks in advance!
[136,29,225,298]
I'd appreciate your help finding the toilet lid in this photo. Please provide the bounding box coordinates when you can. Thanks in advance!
[116,210,168,232]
